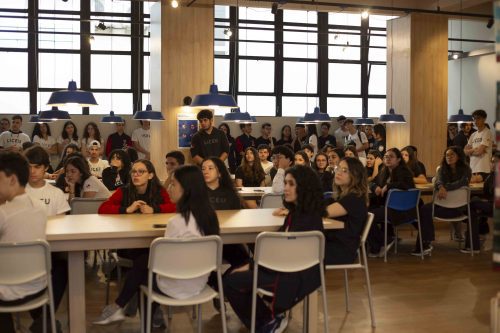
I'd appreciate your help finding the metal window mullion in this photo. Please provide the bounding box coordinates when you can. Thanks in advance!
[275,9,283,117]
[80,0,90,115]
[318,12,328,115]
[229,6,238,100]
[28,0,37,114]
[360,18,369,118]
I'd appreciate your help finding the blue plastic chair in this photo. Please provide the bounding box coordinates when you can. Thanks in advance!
[384,189,423,262]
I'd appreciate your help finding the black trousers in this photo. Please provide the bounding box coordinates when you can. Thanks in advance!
[465,200,493,250]
[223,268,277,330]
[0,288,47,333]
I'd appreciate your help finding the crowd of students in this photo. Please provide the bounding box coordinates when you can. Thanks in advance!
[0,107,495,333]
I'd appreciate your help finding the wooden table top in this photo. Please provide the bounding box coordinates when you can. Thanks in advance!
[415,182,484,193]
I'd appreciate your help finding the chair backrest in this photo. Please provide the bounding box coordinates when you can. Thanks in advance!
[323,191,333,200]
[385,189,420,211]
[433,186,470,209]
[254,231,324,273]
[0,240,50,286]
[259,193,283,209]
[360,212,375,245]
[70,197,107,214]
[148,236,222,280]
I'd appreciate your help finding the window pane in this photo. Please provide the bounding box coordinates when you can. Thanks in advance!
[369,65,386,95]
[282,97,318,117]
[0,16,27,48]
[91,0,131,13]
[283,29,317,59]
[283,61,317,94]
[0,52,27,87]
[214,25,230,56]
[237,95,276,116]
[39,53,80,88]
[329,13,361,26]
[38,92,82,114]
[215,6,230,19]
[368,98,386,117]
[91,54,131,89]
[239,60,274,93]
[283,10,317,24]
[0,92,29,114]
[328,32,360,60]
[214,58,230,92]
[89,93,133,115]
[238,27,274,57]
[39,16,80,50]
[39,0,80,11]
[368,48,386,62]
[239,7,275,21]
[90,20,131,51]
[329,63,360,94]
[143,55,150,91]
[142,93,150,110]
[370,35,386,47]
[0,1,28,9]
[327,97,362,118]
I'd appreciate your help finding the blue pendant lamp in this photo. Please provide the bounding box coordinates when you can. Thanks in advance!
[133,104,165,121]
[448,109,473,123]
[47,80,98,106]
[101,111,124,124]
[223,107,253,123]
[191,84,238,110]
[354,118,374,126]
[29,112,53,123]
[378,108,406,123]
[39,107,71,121]
[303,106,331,123]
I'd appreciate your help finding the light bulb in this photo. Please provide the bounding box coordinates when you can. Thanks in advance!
[361,10,369,19]
[171,0,179,8]
[224,28,232,37]
[452,53,459,60]
[88,36,95,44]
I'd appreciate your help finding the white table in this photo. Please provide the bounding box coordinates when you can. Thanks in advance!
[237,186,274,199]
[47,209,343,333]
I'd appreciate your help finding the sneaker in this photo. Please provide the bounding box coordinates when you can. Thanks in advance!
[368,251,380,258]
[460,248,480,254]
[258,313,288,333]
[411,244,433,256]
[453,233,465,242]
[93,304,125,325]
[378,239,395,258]
[152,307,166,329]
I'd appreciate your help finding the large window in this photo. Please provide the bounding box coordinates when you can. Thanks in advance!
[0,0,149,115]
[214,7,391,118]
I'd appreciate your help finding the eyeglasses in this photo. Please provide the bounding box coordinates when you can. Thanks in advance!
[131,169,148,176]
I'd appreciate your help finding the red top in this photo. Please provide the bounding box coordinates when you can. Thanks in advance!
[98,186,176,214]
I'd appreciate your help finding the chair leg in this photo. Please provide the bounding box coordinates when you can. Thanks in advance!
[197,304,202,333]
[168,306,173,320]
[14,313,21,331]
[146,298,152,333]
[417,221,424,260]
[192,305,197,320]
[384,220,388,262]
[140,290,145,333]
[302,295,309,333]
[364,265,376,327]
[320,267,329,333]
[43,304,47,333]
[343,270,350,312]
[394,228,398,254]
[468,218,474,257]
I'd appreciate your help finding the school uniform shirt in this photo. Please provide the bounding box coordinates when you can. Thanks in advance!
[80,176,111,199]
[131,127,151,159]
[88,158,110,178]
[334,128,349,148]
[467,128,493,174]
[318,134,336,150]
[347,130,368,159]
[0,193,47,301]
[0,130,30,150]
[207,187,242,210]
[26,182,70,216]
[190,128,229,160]
[106,132,132,157]
[157,213,208,299]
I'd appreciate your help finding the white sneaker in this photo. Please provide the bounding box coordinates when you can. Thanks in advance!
[93,304,125,325]
[378,239,395,257]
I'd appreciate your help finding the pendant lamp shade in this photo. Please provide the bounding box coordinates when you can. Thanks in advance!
[190,84,238,109]
[303,106,331,123]
[354,118,374,126]
[29,113,53,123]
[133,104,165,121]
[47,80,98,106]
[448,109,473,123]
[39,107,71,121]
[378,108,406,123]
[223,108,253,123]
[101,111,124,124]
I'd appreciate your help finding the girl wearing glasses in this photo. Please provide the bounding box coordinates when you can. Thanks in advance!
[98,159,175,214]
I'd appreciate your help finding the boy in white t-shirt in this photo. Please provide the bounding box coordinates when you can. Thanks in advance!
[464,109,493,183]
[345,118,369,159]
[0,115,30,153]
[132,120,151,160]
[258,144,274,186]
[87,140,109,178]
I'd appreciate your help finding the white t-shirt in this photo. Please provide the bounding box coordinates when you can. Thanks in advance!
[26,182,70,216]
[33,135,56,151]
[131,127,151,159]
[0,131,31,150]
[0,193,47,301]
[56,136,80,149]
[347,130,368,158]
[468,128,493,174]
[157,213,208,300]
[81,176,111,198]
[334,128,349,148]
[88,158,110,178]
[308,134,318,155]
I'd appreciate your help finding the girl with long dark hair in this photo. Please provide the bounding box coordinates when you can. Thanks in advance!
[294,150,310,166]
[401,146,427,184]
[366,149,383,182]
[314,151,333,192]
[235,147,266,187]
[64,155,110,200]
[218,123,238,174]
[101,149,132,191]
[276,124,293,146]
[81,122,103,158]
[57,121,79,154]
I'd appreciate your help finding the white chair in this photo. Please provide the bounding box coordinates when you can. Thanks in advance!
[325,212,376,327]
[432,186,474,256]
[259,193,283,208]
[70,197,107,214]
[250,231,328,333]
[0,240,56,333]
[139,236,226,333]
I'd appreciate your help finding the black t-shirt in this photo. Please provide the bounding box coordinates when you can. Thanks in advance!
[207,186,242,210]
[276,138,293,146]
[255,136,277,148]
[107,132,132,152]
[409,162,426,177]
[372,139,386,155]
[317,171,333,192]
[318,135,337,150]
[190,128,229,159]
[235,166,264,187]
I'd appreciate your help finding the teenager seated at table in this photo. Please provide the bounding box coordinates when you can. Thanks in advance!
[101,149,131,191]
[367,148,417,257]
[53,143,79,175]
[326,148,344,174]
[324,157,368,264]
[98,159,175,214]
[314,151,333,192]
[163,150,185,189]
[0,152,57,333]
[270,145,294,194]
[94,165,219,326]
[401,146,427,184]
[64,154,110,200]
[366,149,383,182]
[294,150,310,166]
[86,140,109,178]
[224,165,324,332]
[235,147,266,208]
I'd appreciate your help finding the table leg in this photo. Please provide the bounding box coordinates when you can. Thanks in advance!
[307,291,318,333]
[68,251,86,333]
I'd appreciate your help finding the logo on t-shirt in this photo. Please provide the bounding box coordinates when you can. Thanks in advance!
[39,198,51,205]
